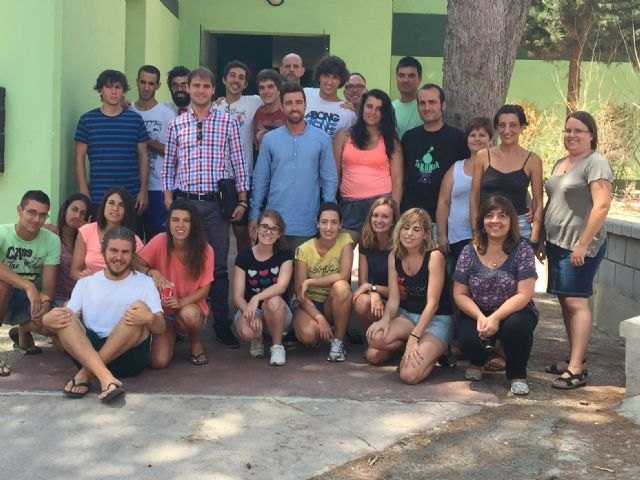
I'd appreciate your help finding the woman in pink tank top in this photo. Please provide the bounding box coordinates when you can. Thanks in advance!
[333,89,403,240]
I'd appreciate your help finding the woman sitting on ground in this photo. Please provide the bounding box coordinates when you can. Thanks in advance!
[352,197,400,330]
[293,203,354,362]
[71,187,143,280]
[454,195,538,396]
[366,208,453,384]
[333,89,403,241]
[233,210,293,366]
[138,199,213,367]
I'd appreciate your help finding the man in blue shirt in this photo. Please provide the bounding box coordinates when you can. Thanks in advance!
[250,82,338,253]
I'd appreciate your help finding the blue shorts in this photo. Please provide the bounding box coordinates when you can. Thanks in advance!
[546,241,606,298]
[339,194,390,232]
[2,288,31,326]
[233,304,293,334]
[518,214,531,239]
[142,190,167,240]
[395,308,454,346]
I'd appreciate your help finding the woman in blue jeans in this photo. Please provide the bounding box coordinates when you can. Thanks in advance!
[454,195,538,396]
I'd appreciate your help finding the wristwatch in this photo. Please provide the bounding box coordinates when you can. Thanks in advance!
[371,284,378,293]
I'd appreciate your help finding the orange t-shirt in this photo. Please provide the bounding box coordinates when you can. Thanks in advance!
[138,233,214,315]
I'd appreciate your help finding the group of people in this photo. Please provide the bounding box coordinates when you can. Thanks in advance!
[0,53,612,403]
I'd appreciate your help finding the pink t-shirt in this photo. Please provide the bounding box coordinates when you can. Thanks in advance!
[138,232,214,316]
[79,223,144,273]
[340,137,392,199]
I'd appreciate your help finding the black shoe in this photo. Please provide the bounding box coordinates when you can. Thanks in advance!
[282,330,298,347]
[215,327,240,349]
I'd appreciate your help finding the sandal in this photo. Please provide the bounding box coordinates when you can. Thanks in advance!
[511,381,530,396]
[189,352,208,366]
[464,368,483,381]
[551,369,588,390]
[63,378,91,398]
[0,359,10,377]
[100,382,125,403]
[484,353,506,372]
[545,358,586,375]
[9,327,43,355]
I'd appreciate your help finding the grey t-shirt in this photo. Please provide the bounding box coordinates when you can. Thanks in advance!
[544,151,613,257]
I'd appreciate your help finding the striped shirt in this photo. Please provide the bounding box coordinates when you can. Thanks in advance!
[162,106,249,194]
[74,108,150,203]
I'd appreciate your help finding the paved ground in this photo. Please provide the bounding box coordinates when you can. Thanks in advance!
[1,293,638,479]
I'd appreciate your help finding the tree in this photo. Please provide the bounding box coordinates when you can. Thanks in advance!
[524,0,640,112]
[442,0,533,130]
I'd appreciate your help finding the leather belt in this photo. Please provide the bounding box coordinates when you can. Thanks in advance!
[175,189,217,201]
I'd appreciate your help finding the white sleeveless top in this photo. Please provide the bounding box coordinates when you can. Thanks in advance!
[447,160,473,243]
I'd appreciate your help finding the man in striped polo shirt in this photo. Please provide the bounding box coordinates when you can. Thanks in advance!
[75,69,150,217]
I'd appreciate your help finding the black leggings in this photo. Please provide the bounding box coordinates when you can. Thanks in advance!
[459,306,538,380]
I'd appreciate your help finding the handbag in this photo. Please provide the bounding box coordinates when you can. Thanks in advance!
[217,178,238,221]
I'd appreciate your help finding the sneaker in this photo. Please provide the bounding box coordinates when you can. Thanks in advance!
[215,326,240,349]
[250,336,265,358]
[464,368,483,381]
[327,338,346,362]
[270,344,286,366]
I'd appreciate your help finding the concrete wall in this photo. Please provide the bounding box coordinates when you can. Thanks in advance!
[591,218,640,335]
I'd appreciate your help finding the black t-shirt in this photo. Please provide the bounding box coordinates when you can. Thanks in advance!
[235,247,294,305]
[401,124,470,219]
[359,246,390,287]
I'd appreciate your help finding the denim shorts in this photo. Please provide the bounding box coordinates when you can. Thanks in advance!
[518,214,531,239]
[546,241,606,298]
[233,304,293,334]
[395,308,454,346]
[339,194,390,232]
[2,288,31,326]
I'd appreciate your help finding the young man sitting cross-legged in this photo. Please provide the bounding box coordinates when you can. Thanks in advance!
[43,226,165,403]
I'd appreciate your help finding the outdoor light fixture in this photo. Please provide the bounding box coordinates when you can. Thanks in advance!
[266,0,284,6]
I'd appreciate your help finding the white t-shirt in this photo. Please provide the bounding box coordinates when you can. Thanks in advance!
[68,270,162,338]
[303,87,356,139]
[216,95,262,175]
[130,102,176,191]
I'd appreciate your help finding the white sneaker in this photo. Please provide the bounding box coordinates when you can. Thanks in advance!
[250,336,264,358]
[270,344,286,366]
[327,338,346,362]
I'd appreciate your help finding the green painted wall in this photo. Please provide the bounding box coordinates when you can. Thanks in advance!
[0,0,59,222]
[178,0,393,93]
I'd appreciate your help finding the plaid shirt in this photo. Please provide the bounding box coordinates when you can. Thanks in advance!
[162,105,249,194]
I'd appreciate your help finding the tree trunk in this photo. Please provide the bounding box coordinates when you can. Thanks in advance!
[443,0,532,130]
[567,40,582,114]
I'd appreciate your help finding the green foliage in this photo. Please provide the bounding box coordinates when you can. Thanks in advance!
[525,0,640,66]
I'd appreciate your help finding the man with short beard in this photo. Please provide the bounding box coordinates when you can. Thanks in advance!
[250,82,337,253]
[43,226,165,403]
[165,65,191,115]
[280,53,305,84]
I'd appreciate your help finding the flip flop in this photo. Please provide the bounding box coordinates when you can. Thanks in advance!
[484,353,506,372]
[189,352,209,366]
[100,382,125,403]
[0,359,10,377]
[63,378,91,398]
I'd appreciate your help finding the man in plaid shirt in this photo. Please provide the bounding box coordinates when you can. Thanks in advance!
[162,67,249,348]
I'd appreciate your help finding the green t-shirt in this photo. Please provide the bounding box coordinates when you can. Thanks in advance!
[295,232,353,302]
[393,98,422,140]
[0,224,60,288]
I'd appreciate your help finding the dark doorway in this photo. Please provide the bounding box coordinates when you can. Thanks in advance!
[202,33,329,95]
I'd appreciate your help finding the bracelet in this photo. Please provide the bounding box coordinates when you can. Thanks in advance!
[409,333,420,340]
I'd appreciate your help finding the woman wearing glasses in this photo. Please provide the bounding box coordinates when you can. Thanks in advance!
[332,89,403,241]
[233,210,293,366]
[544,111,612,390]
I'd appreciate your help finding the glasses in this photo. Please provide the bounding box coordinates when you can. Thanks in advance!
[197,122,203,142]
[258,223,281,235]
[345,84,366,91]
[23,208,49,220]
[563,128,590,135]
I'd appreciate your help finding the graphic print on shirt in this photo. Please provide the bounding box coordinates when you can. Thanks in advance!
[397,274,425,301]
[226,105,248,129]
[305,110,340,138]
[3,246,43,283]
[143,119,163,177]
[414,146,440,184]
[247,265,280,294]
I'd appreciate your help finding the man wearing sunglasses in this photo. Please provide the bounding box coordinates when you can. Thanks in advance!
[0,191,60,375]
[162,67,249,349]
